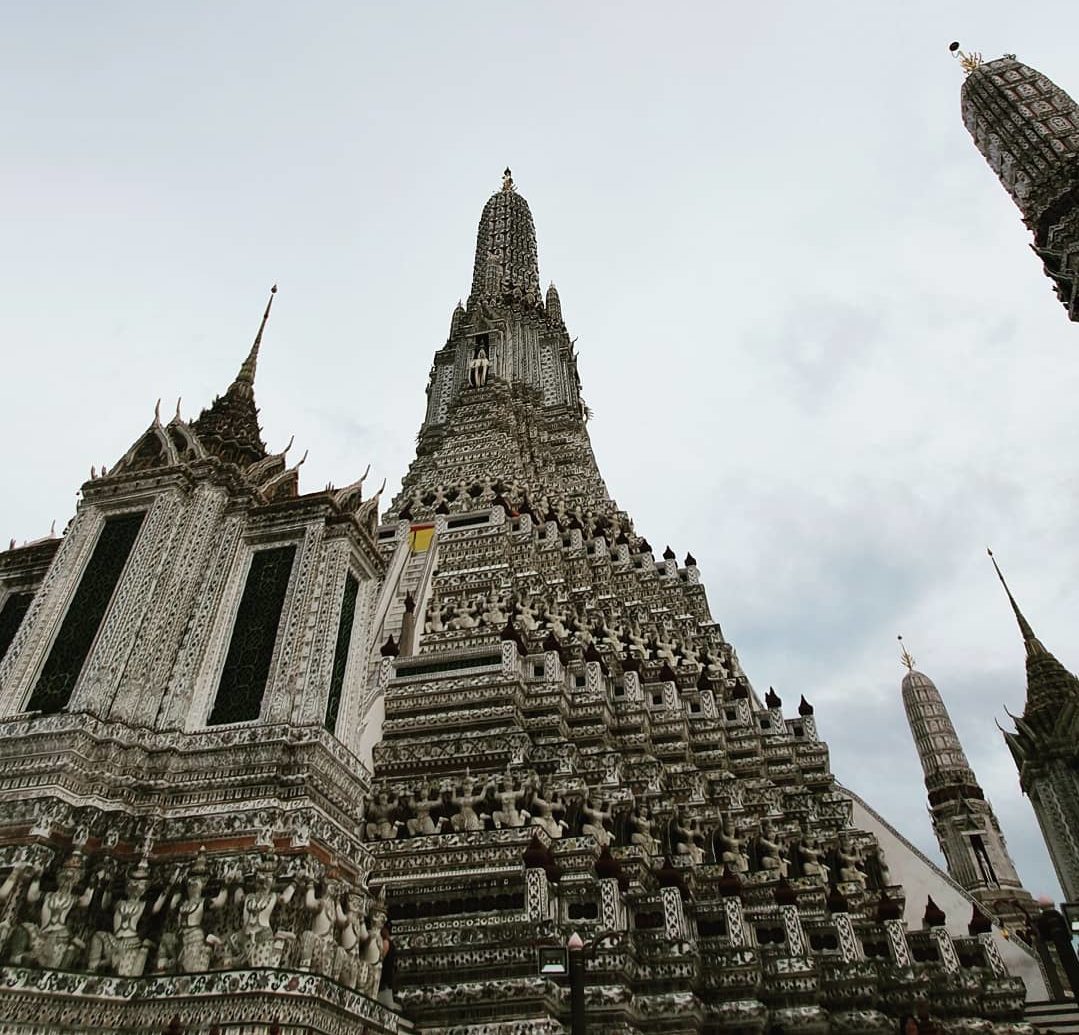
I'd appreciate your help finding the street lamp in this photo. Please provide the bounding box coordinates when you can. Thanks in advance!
[567,930,586,1035]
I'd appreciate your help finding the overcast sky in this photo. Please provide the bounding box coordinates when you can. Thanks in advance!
[3,2,1078,903]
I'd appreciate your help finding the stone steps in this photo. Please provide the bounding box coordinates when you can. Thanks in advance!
[1026,999,1079,1032]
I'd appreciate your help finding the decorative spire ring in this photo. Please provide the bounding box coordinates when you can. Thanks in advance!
[949,41,983,75]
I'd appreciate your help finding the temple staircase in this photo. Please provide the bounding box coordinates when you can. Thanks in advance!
[1027,999,1079,1032]
[369,524,438,668]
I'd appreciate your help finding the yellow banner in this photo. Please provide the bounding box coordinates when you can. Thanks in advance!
[409,525,435,553]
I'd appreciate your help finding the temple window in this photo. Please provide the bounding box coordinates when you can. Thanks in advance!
[0,591,33,665]
[27,511,145,715]
[324,571,360,734]
[208,544,296,726]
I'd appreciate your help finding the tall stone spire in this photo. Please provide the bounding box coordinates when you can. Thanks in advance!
[898,638,1033,928]
[468,168,542,308]
[361,175,1052,1030]
[191,285,276,468]
[958,50,1079,321]
[989,548,1079,732]
[989,552,1079,901]
[393,173,601,518]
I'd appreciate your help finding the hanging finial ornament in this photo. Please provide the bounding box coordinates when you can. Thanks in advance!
[897,635,916,673]
[949,41,983,75]
[502,167,515,193]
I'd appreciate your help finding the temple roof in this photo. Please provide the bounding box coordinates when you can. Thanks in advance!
[961,55,1079,224]
[191,286,275,468]
[989,549,1079,734]
[468,169,542,308]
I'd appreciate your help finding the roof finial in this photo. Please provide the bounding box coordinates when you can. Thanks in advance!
[502,167,515,193]
[238,284,277,386]
[949,41,983,75]
[987,548,1045,657]
[898,635,916,673]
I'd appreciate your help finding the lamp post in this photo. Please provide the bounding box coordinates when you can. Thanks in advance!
[567,930,586,1035]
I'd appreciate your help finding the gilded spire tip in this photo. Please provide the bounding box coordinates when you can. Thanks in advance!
[237,284,278,386]
[949,41,983,75]
[898,635,916,673]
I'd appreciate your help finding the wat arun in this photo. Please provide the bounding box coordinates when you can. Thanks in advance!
[0,168,1054,1034]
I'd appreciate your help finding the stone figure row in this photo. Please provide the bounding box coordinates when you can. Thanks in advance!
[423,589,725,670]
[362,780,888,888]
[0,847,387,995]
[400,481,629,542]
[707,815,890,889]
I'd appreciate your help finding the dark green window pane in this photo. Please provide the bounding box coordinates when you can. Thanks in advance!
[209,544,295,726]
[325,572,359,733]
[0,592,34,665]
[29,512,145,714]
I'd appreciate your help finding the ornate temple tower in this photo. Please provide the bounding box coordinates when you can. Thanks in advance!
[899,642,1034,930]
[0,173,1049,1033]
[958,48,1079,322]
[991,552,1079,904]
[351,173,1041,1034]
[0,291,396,1032]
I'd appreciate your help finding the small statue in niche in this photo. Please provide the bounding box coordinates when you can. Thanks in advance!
[452,776,488,832]
[670,813,705,865]
[87,856,178,976]
[224,854,297,968]
[468,343,491,388]
[11,850,96,969]
[407,790,439,837]
[581,799,615,847]
[168,848,227,973]
[482,590,510,628]
[336,889,381,992]
[364,791,400,842]
[530,791,567,839]
[448,598,482,631]
[0,852,34,960]
[687,818,708,864]
[714,814,749,873]
[796,833,829,884]
[753,819,790,878]
[492,775,530,829]
[424,596,447,635]
[515,597,540,633]
[298,870,341,977]
[629,804,659,857]
[835,833,868,888]
[864,843,891,890]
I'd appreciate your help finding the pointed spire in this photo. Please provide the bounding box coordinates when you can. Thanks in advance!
[191,287,276,468]
[237,284,277,389]
[959,52,1079,322]
[987,549,1046,658]
[470,171,541,307]
[545,282,562,323]
[988,549,1079,730]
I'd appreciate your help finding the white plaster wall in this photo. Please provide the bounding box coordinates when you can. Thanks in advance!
[843,785,1048,1000]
